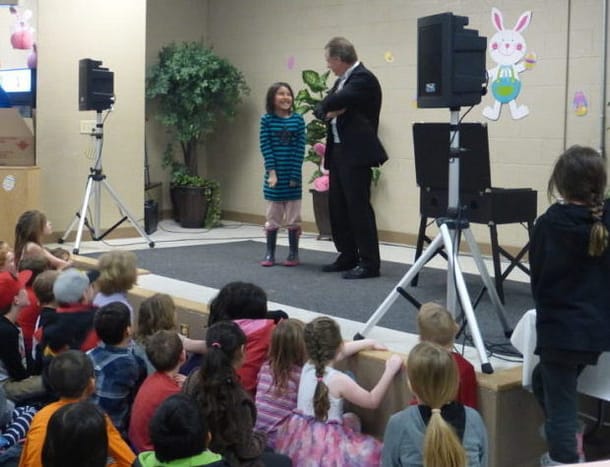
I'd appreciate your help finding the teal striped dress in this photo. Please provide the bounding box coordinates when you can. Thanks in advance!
[259,112,306,201]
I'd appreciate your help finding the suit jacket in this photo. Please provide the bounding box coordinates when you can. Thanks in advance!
[315,63,388,169]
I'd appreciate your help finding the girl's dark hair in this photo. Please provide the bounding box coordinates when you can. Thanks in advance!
[303,317,343,421]
[14,209,47,266]
[150,394,208,462]
[194,321,247,452]
[41,401,108,467]
[207,281,267,326]
[548,145,608,256]
[265,82,294,115]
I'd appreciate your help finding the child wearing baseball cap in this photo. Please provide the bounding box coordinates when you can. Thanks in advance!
[0,270,45,403]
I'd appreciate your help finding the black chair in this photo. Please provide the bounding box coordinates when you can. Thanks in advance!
[412,122,537,303]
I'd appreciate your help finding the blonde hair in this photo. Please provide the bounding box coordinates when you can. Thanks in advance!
[417,302,458,348]
[304,317,343,421]
[408,342,466,467]
[268,319,306,395]
[96,250,138,295]
[135,293,177,344]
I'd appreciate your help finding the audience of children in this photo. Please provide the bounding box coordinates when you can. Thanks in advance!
[129,330,186,454]
[416,302,478,409]
[254,319,306,448]
[133,293,206,375]
[42,268,100,352]
[134,394,228,467]
[13,210,71,270]
[183,321,291,467]
[15,255,49,370]
[19,349,135,467]
[41,400,108,467]
[275,316,403,466]
[207,281,283,395]
[0,270,45,403]
[382,342,488,467]
[87,302,146,434]
[93,250,138,322]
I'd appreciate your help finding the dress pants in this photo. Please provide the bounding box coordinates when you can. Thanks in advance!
[328,144,380,271]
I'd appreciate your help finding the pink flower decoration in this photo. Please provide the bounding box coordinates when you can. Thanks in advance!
[313,142,326,157]
[312,174,329,192]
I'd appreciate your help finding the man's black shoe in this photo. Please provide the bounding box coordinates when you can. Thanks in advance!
[321,261,357,273]
[342,265,380,279]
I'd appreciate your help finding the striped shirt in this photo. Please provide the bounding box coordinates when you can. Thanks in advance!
[259,112,305,202]
[254,361,302,449]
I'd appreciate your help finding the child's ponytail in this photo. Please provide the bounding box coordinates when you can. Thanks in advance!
[589,201,609,256]
[424,408,467,467]
[304,317,343,422]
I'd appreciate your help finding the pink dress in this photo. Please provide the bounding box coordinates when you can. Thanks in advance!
[254,361,301,448]
[275,362,382,466]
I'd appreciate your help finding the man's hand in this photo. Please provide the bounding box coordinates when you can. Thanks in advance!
[325,108,346,119]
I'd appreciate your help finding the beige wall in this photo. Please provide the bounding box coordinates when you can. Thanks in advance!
[198,0,609,249]
[6,0,609,250]
[35,0,146,235]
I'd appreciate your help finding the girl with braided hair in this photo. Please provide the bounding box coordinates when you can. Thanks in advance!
[382,342,487,467]
[182,321,290,467]
[275,316,403,466]
[530,145,610,465]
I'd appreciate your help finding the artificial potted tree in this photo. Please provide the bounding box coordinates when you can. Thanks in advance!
[146,41,250,228]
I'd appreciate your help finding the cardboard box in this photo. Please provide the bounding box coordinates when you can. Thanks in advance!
[0,108,35,166]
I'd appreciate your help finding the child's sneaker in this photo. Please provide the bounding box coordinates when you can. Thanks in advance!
[540,452,565,466]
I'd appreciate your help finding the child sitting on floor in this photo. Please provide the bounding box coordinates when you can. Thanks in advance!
[417,302,478,408]
[255,318,307,448]
[275,316,403,466]
[93,250,138,322]
[382,342,488,467]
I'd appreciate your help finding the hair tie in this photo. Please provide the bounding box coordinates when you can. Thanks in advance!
[210,342,221,349]
[431,408,441,415]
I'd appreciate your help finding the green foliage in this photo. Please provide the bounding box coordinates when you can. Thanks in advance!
[147,41,250,226]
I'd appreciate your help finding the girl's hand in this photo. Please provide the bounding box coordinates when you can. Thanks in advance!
[173,373,187,387]
[371,341,388,351]
[385,354,404,375]
[268,171,278,188]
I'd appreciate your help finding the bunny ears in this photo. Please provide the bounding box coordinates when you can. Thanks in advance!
[491,7,532,33]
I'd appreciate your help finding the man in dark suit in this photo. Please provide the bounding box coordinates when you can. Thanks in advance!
[314,37,387,279]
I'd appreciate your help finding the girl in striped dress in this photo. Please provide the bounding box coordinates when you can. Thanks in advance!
[254,319,306,448]
[259,82,306,267]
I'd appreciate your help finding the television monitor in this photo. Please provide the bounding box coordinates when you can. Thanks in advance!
[0,67,36,108]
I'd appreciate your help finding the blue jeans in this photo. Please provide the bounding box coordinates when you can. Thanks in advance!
[532,361,585,463]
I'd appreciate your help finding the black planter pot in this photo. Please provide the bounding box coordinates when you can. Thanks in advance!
[170,185,209,228]
[310,189,332,240]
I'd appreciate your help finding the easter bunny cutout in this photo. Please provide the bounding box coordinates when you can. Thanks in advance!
[482,8,533,121]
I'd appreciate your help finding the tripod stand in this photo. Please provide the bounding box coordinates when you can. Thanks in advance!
[60,110,155,254]
[355,110,511,374]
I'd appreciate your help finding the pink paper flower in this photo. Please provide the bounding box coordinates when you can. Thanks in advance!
[313,142,326,156]
[312,174,329,192]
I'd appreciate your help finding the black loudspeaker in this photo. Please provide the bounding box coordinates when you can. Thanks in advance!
[78,58,114,111]
[417,13,487,109]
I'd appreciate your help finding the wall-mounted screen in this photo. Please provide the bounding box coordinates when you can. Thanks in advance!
[0,67,36,112]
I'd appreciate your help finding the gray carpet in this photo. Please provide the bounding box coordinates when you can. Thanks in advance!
[102,241,533,348]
